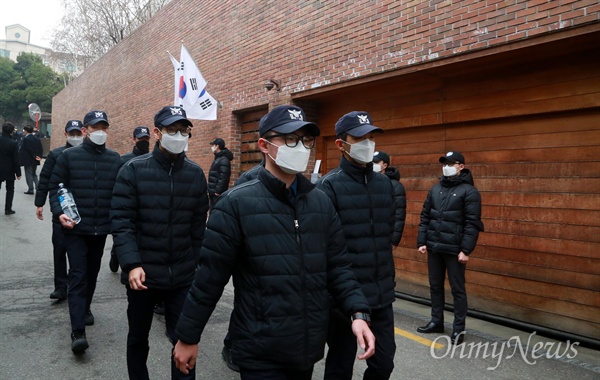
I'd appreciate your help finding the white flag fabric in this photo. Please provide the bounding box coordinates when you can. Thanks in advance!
[168,44,217,120]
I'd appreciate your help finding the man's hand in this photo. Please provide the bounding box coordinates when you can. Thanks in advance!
[458,252,469,265]
[418,245,427,254]
[351,319,375,360]
[173,341,198,375]
[59,214,75,229]
[128,267,148,290]
[36,206,43,221]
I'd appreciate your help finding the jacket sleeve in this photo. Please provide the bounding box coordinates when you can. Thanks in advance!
[48,152,70,218]
[175,195,240,344]
[110,164,143,272]
[191,172,209,258]
[417,188,433,247]
[391,181,406,246]
[11,142,21,178]
[460,186,484,255]
[35,150,56,207]
[215,157,231,194]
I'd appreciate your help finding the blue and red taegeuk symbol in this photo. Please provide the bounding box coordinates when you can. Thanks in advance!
[178,76,186,99]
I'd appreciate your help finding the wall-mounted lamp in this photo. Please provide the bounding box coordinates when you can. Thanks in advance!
[264,79,281,91]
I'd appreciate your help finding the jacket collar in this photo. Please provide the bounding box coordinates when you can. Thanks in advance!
[257,166,315,203]
[340,155,374,183]
[82,137,106,153]
[151,142,185,170]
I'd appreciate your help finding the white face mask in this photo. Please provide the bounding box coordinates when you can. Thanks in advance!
[443,165,458,177]
[211,145,217,153]
[372,163,382,173]
[266,140,311,174]
[345,138,375,165]
[67,136,83,147]
[160,131,188,154]
[89,130,108,145]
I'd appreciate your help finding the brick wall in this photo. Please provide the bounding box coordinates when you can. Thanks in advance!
[51,0,600,174]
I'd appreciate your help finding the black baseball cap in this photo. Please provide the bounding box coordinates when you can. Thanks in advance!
[373,151,390,165]
[439,151,465,164]
[154,106,193,128]
[210,138,225,149]
[65,120,83,133]
[133,126,150,138]
[335,111,383,137]
[259,105,320,137]
[83,110,109,126]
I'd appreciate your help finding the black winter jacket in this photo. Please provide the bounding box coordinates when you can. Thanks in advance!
[384,166,406,246]
[111,144,209,289]
[317,156,396,310]
[18,133,43,167]
[35,143,73,213]
[49,138,121,235]
[417,169,484,255]
[176,167,370,370]
[120,145,147,165]
[0,133,21,181]
[207,148,233,194]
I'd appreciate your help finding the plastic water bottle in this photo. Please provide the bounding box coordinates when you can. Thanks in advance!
[57,183,81,224]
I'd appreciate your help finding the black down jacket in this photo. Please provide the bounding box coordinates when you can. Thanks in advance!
[417,169,484,255]
[383,166,406,246]
[317,156,396,310]
[207,148,233,194]
[111,144,209,289]
[176,167,370,370]
[35,143,72,212]
[49,138,121,235]
[0,132,21,181]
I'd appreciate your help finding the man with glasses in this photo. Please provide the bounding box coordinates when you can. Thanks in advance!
[317,111,397,380]
[416,151,484,346]
[49,111,121,355]
[111,106,209,379]
[173,105,375,379]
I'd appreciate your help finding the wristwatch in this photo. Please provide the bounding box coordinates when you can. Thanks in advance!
[351,312,371,325]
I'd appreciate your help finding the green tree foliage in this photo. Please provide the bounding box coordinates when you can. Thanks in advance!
[0,53,64,123]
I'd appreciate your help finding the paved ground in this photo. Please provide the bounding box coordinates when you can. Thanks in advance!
[1,175,599,379]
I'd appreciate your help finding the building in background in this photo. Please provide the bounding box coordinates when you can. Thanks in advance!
[50,0,600,345]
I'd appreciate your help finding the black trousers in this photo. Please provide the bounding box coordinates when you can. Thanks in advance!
[24,165,38,191]
[52,220,68,291]
[240,367,313,380]
[64,233,107,332]
[324,305,396,380]
[427,250,467,332]
[126,285,194,380]
[0,179,15,211]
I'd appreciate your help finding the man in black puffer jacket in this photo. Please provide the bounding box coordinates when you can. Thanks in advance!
[111,106,209,380]
[49,110,121,355]
[317,111,397,380]
[416,151,484,346]
[373,150,406,247]
[173,105,374,379]
[207,137,233,210]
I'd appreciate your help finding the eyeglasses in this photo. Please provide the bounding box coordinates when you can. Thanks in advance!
[266,133,315,149]
[443,162,460,166]
[160,125,191,136]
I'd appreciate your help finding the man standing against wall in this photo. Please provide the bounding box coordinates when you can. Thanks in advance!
[49,110,121,355]
[35,120,84,301]
[416,151,484,345]
[0,122,22,215]
[19,125,43,194]
[207,137,233,210]
[317,111,397,380]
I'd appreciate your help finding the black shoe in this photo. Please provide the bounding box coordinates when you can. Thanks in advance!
[50,288,67,300]
[154,302,165,316]
[108,254,119,273]
[71,331,89,354]
[84,310,94,326]
[4,210,15,215]
[417,321,444,334]
[451,331,465,345]
[24,191,34,195]
[221,346,240,372]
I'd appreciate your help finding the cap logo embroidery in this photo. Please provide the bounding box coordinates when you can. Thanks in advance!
[71,121,78,126]
[288,109,303,121]
[141,128,148,133]
[358,114,370,124]
[95,111,104,118]
[170,107,183,115]
[447,152,453,157]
